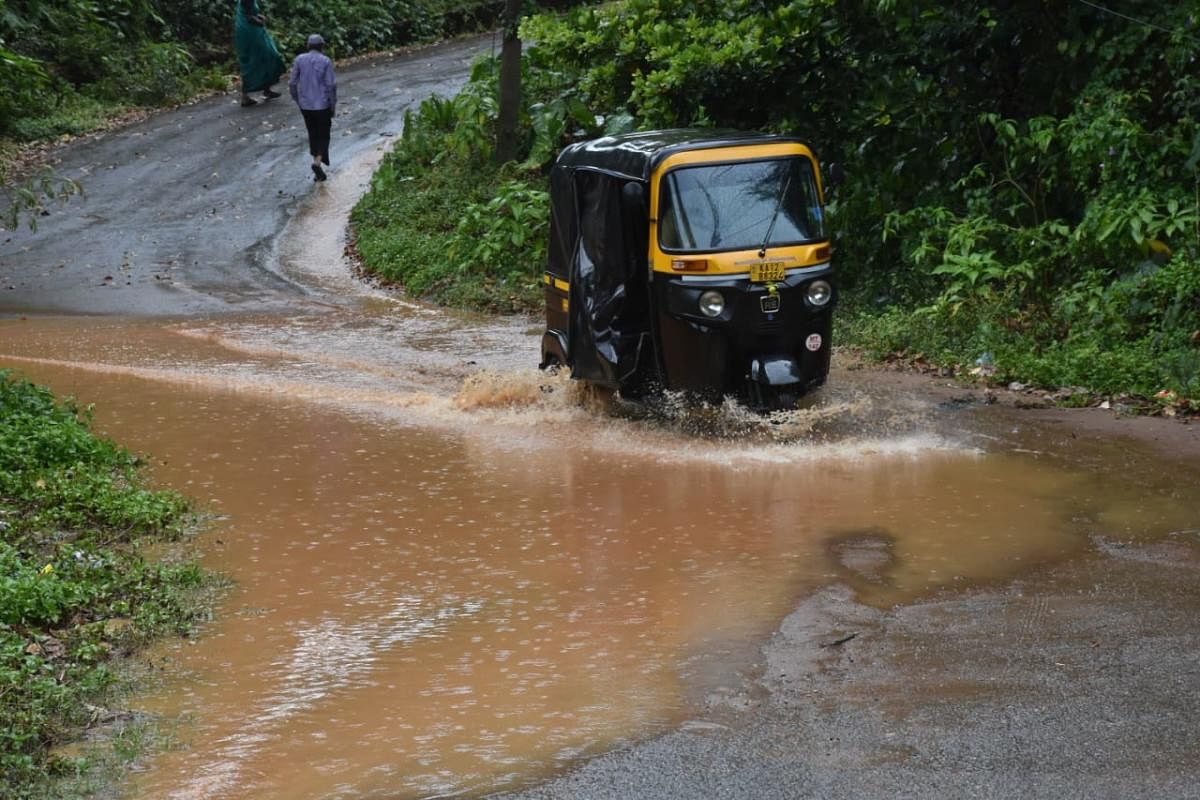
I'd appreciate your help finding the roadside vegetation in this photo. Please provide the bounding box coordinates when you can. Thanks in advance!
[351,60,551,313]
[352,0,1200,413]
[0,370,214,800]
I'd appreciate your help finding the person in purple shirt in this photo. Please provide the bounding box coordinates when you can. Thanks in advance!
[289,34,337,181]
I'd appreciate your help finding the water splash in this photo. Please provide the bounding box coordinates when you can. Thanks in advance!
[610,390,875,443]
[453,368,613,416]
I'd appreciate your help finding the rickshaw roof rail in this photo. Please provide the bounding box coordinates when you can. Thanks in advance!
[554,128,814,183]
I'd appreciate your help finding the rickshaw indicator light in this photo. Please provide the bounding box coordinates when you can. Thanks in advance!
[806,280,833,307]
[699,290,726,318]
[671,259,709,272]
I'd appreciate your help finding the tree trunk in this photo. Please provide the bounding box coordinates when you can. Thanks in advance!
[495,0,523,164]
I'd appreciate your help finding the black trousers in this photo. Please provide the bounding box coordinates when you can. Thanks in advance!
[300,107,332,161]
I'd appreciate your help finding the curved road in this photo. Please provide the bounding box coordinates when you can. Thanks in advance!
[0,35,494,316]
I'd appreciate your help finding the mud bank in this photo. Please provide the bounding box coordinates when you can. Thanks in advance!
[840,361,1200,464]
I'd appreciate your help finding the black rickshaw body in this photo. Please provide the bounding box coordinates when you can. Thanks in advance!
[540,129,835,409]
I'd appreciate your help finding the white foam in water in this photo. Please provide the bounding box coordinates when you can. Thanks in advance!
[438,367,974,465]
[0,344,974,466]
[2,306,976,467]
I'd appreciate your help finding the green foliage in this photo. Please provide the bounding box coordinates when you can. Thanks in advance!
[406,79,500,164]
[0,44,49,125]
[842,251,1200,397]
[0,0,188,129]
[2,168,83,232]
[0,371,210,798]
[524,91,608,168]
[450,179,548,285]
[351,53,549,312]
[89,42,199,105]
[4,91,111,142]
[352,152,546,312]
[150,0,509,60]
[0,373,187,535]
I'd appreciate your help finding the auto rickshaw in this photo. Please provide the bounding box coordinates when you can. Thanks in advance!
[539,129,836,410]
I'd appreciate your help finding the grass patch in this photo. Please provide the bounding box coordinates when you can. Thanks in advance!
[3,65,229,146]
[351,147,544,314]
[0,370,218,799]
[5,93,111,143]
[839,293,1200,413]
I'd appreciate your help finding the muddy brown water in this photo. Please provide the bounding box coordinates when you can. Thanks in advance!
[4,155,1199,799]
[4,308,1198,800]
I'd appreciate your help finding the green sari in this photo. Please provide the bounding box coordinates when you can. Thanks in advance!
[234,0,285,93]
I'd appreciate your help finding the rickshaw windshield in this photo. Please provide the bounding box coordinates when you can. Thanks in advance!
[658,157,826,252]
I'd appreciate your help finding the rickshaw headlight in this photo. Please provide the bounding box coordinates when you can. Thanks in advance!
[806,280,833,307]
[698,290,726,318]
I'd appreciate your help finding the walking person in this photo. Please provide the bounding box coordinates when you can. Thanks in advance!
[234,0,285,106]
[289,34,337,182]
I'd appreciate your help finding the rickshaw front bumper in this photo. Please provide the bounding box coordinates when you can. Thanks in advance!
[652,268,835,399]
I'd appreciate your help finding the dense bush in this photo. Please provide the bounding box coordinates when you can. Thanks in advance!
[0,0,209,139]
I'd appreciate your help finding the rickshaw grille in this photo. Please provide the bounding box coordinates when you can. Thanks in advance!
[756,320,784,335]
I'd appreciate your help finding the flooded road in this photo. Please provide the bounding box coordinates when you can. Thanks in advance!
[2,307,1197,799]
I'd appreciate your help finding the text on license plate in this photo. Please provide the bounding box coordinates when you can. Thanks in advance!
[750,262,786,283]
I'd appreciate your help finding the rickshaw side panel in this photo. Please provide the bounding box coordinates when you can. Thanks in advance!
[541,165,578,369]
[540,275,569,368]
[545,166,655,388]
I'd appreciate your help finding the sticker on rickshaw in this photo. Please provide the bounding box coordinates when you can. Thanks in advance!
[805,333,823,351]
[750,262,787,283]
[760,294,781,313]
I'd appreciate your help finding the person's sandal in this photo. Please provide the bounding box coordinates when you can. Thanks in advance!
[263,89,281,100]
[312,164,327,182]
[240,96,258,107]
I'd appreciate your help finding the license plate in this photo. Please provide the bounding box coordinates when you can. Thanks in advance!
[750,262,786,283]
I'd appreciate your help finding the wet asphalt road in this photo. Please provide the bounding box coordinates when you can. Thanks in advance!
[0,34,495,316]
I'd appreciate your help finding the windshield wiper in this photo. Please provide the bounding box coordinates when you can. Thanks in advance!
[758,173,791,258]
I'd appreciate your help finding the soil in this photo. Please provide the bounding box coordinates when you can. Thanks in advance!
[842,357,1200,463]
